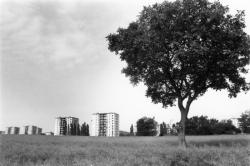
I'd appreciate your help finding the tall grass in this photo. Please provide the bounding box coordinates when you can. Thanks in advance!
[0,135,249,166]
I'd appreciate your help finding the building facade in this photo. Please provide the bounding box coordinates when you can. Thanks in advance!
[36,127,42,135]
[90,113,119,137]
[28,126,37,135]
[5,127,20,134]
[54,117,66,136]
[91,113,100,136]
[19,125,42,135]
[20,126,28,135]
[54,116,79,136]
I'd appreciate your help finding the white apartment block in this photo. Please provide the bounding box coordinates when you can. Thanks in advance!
[36,127,42,135]
[5,127,20,134]
[91,113,100,136]
[20,125,42,135]
[19,126,28,134]
[90,113,119,137]
[28,126,36,135]
[54,116,79,136]
[54,117,65,136]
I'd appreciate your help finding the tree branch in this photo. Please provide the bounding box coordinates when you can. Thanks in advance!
[178,97,184,109]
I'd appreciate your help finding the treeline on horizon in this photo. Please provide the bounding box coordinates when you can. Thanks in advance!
[176,110,250,135]
[174,116,240,135]
[121,110,250,136]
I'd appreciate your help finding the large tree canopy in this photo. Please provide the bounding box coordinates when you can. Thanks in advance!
[107,0,250,146]
[136,117,158,136]
[238,110,250,133]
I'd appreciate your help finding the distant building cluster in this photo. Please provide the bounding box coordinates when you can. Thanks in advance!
[91,112,119,137]
[2,113,120,137]
[5,125,42,135]
[20,125,42,135]
[1,112,246,136]
[5,127,19,135]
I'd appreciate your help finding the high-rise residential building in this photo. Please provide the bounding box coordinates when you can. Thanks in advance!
[5,127,20,134]
[90,113,119,137]
[54,117,66,136]
[54,116,79,136]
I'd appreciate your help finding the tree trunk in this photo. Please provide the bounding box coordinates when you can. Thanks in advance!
[178,109,187,147]
[177,96,193,147]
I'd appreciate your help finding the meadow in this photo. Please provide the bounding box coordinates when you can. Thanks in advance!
[0,135,250,166]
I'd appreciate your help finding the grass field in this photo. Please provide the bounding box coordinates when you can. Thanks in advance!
[0,135,250,166]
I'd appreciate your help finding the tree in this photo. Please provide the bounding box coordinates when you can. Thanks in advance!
[130,124,134,136]
[209,118,219,134]
[184,115,240,135]
[136,117,158,136]
[185,116,201,135]
[238,110,250,133]
[86,124,90,136]
[170,124,178,135]
[163,122,169,135]
[73,123,77,136]
[63,122,67,136]
[81,123,86,136]
[80,123,90,136]
[214,120,240,134]
[119,131,130,136]
[70,123,77,136]
[107,0,250,146]
[160,123,164,136]
[70,123,73,135]
[76,124,81,136]
[160,122,168,136]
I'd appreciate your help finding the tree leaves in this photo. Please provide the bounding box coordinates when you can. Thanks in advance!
[106,0,250,109]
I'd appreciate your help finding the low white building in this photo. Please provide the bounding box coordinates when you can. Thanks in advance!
[44,132,54,136]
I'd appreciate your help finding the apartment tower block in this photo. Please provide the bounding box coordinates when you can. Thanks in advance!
[5,127,20,134]
[54,116,79,136]
[19,125,42,135]
[91,113,119,137]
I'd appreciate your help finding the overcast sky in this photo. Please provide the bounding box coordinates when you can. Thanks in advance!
[0,0,250,132]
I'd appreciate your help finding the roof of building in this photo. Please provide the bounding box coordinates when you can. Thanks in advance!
[92,112,119,115]
[55,116,78,119]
